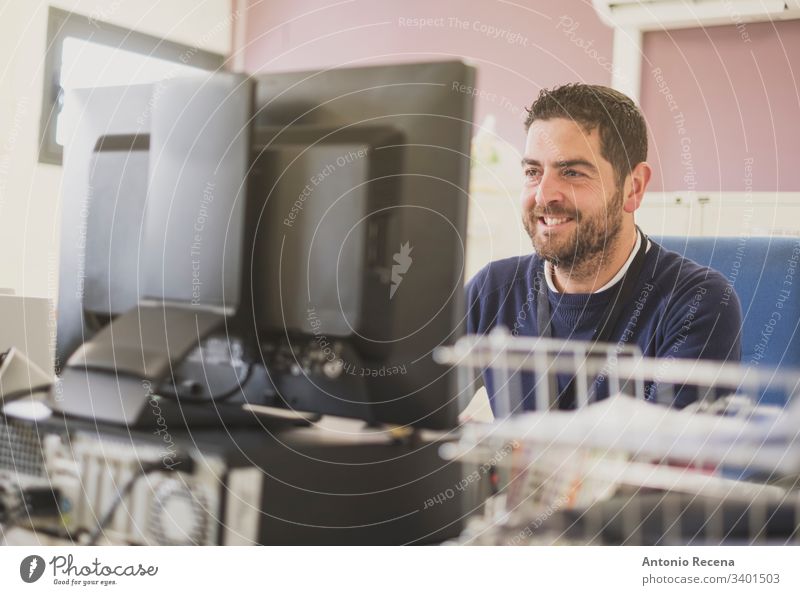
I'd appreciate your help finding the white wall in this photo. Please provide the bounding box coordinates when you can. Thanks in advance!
[0,0,232,299]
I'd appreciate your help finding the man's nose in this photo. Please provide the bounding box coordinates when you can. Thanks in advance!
[532,169,565,209]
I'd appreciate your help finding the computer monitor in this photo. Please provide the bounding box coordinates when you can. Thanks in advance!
[54,74,254,425]
[57,83,153,369]
[141,73,251,310]
[55,62,475,431]
[239,61,476,429]
[58,73,251,358]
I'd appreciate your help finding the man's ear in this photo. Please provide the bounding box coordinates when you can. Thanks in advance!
[622,161,652,213]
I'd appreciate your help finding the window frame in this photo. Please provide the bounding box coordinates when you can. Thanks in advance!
[39,7,226,165]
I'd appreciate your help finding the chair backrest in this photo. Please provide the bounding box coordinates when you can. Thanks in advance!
[657,236,800,370]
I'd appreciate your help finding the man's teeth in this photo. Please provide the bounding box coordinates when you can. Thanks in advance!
[543,217,570,225]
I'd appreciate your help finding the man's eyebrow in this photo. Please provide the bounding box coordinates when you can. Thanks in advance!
[556,159,597,172]
[520,157,597,172]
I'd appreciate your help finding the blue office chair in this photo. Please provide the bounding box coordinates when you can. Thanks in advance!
[658,237,800,373]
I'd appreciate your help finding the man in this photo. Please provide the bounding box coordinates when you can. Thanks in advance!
[466,84,742,411]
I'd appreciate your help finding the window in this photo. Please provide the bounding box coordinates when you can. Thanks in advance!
[39,7,225,165]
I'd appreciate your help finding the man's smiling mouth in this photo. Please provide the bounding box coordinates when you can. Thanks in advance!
[539,216,574,227]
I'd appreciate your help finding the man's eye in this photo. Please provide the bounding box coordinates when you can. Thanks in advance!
[524,168,540,179]
[563,169,582,178]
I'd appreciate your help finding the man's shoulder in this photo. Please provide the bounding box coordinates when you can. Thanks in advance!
[466,253,540,300]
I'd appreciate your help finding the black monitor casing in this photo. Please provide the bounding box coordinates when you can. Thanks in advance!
[240,61,476,429]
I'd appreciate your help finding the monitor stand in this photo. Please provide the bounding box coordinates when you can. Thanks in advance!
[50,303,294,429]
[52,368,315,430]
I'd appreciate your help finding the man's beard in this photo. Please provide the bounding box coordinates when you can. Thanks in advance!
[523,189,625,271]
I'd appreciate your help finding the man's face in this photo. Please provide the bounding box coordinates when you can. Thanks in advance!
[521,118,625,269]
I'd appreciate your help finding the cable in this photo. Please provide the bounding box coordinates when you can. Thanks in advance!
[0,385,52,403]
[0,347,52,403]
[156,362,254,404]
[86,457,191,546]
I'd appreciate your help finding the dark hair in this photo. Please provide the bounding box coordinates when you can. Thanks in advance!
[524,84,647,187]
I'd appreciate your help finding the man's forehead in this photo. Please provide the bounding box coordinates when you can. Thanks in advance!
[524,118,603,162]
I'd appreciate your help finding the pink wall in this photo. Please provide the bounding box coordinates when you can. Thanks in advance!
[239,0,614,147]
[237,2,800,192]
[640,20,800,192]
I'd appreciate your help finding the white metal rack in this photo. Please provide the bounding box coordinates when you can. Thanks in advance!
[435,330,800,545]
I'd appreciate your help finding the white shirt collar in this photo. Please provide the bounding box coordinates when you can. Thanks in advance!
[544,232,651,294]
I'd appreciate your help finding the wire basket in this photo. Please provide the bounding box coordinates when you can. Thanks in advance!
[435,330,800,545]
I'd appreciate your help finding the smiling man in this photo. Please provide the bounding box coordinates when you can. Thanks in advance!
[466,84,742,411]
